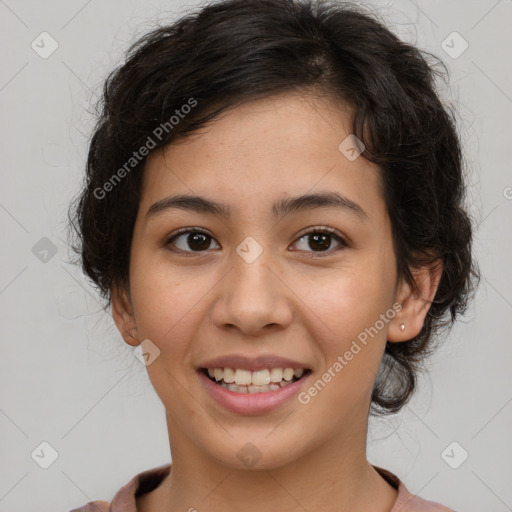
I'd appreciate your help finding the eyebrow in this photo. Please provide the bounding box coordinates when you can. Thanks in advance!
[145,191,368,221]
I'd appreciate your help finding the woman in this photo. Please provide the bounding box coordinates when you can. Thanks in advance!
[68,0,479,510]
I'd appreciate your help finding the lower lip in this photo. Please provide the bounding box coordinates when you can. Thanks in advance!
[198,371,310,415]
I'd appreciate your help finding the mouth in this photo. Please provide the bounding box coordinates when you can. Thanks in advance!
[200,366,311,394]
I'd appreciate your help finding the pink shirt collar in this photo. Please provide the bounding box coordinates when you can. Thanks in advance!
[71,463,455,511]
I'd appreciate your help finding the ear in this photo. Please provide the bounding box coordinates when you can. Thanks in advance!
[111,281,139,347]
[387,258,443,342]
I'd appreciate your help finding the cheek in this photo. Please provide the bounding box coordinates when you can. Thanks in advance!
[300,253,396,410]
[305,253,396,344]
[299,274,394,416]
[129,258,215,358]
[128,265,207,406]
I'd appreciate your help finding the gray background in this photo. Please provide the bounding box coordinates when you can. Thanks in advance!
[0,0,511,510]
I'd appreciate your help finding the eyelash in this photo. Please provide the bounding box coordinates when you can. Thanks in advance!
[164,226,350,258]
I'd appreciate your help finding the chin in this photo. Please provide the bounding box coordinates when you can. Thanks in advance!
[194,428,315,471]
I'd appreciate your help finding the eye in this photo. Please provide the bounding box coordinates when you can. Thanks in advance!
[291,227,349,257]
[164,226,349,257]
[165,228,220,254]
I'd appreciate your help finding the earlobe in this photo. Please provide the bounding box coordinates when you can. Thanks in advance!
[388,259,443,343]
[111,282,140,347]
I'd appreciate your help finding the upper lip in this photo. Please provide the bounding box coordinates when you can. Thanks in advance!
[198,354,311,371]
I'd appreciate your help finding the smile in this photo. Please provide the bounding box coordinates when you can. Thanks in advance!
[203,367,308,393]
[197,354,312,414]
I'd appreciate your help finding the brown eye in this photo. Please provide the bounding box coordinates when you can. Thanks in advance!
[292,228,348,257]
[165,229,220,253]
[164,226,348,257]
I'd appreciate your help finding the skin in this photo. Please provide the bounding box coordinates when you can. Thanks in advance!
[112,90,442,512]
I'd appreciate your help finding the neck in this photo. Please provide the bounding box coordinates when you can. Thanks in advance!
[140,417,398,512]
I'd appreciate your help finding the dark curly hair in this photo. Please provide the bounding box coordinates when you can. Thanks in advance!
[68,0,480,415]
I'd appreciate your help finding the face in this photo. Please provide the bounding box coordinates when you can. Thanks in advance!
[112,91,416,470]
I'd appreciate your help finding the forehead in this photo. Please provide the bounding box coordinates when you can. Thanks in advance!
[140,91,385,220]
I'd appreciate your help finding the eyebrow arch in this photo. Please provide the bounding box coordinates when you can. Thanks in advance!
[145,191,368,221]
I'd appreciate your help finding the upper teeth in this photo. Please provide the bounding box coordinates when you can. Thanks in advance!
[207,367,304,386]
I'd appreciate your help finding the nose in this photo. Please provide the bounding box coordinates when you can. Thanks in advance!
[211,246,294,337]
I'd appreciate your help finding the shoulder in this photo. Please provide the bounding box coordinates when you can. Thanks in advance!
[394,486,458,512]
[67,463,171,512]
[373,466,458,512]
[393,487,458,512]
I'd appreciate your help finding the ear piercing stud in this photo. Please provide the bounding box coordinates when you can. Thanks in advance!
[400,323,405,332]
[127,328,138,340]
